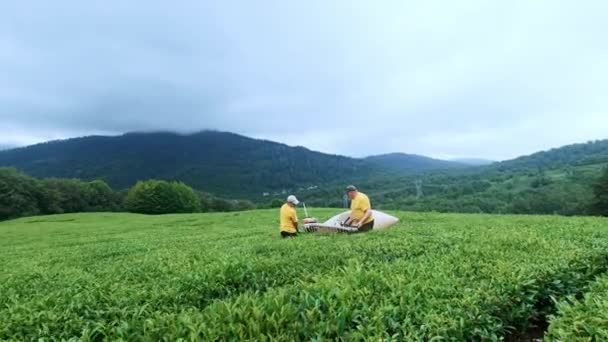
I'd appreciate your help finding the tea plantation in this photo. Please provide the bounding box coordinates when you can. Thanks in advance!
[1,210,608,340]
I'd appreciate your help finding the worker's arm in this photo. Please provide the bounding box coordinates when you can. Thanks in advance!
[292,210,299,229]
[355,197,372,228]
[356,209,371,228]
[343,216,353,226]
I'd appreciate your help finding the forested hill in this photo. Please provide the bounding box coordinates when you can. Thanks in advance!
[1,131,606,202]
[364,153,466,171]
[451,158,495,166]
[0,131,381,197]
[493,140,608,171]
[305,139,608,215]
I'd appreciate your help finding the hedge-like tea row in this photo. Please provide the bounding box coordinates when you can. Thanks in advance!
[173,228,608,341]
[1,210,608,340]
[546,274,608,341]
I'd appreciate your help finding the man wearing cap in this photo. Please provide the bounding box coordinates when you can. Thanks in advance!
[344,185,374,232]
[280,195,300,238]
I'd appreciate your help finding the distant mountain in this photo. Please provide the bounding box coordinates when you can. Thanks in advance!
[494,140,608,171]
[0,144,15,151]
[305,139,608,215]
[365,153,466,171]
[451,158,495,166]
[2,131,606,202]
[0,131,381,198]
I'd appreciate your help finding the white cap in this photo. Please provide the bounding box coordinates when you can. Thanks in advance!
[287,195,300,205]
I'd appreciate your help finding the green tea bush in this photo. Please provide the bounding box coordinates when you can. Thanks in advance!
[125,180,200,214]
[2,210,608,340]
[546,274,608,341]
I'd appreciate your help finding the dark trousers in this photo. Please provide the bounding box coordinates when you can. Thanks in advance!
[358,220,375,232]
[281,231,298,238]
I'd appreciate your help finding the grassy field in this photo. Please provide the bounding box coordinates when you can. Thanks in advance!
[1,209,608,341]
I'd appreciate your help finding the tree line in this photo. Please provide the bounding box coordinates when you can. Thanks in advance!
[304,165,608,217]
[0,131,377,199]
[592,166,608,216]
[0,168,256,221]
[2,165,607,221]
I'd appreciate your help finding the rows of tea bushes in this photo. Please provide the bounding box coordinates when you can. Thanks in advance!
[1,210,608,340]
[0,213,455,340]
[546,274,608,341]
[179,220,608,341]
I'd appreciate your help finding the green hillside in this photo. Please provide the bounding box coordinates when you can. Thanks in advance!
[1,132,606,215]
[364,153,466,171]
[451,158,495,166]
[0,131,463,199]
[0,131,469,199]
[0,131,378,198]
[2,210,608,340]
[305,140,608,215]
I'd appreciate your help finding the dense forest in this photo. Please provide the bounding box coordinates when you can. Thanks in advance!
[303,140,608,216]
[0,131,466,198]
[0,168,256,221]
[363,153,467,171]
[1,132,607,218]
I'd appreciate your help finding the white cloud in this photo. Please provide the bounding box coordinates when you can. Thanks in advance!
[0,0,607,160]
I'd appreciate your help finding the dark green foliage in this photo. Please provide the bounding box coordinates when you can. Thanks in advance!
[0,131,380,197]
[495,139,608,170]
[0,168,121,220]
[210,197,235,212]
[43,179,94,213]
[306,160,604,216]
[41,178,120,214]
[591,166,608,216]
[0,168,44,220]
[232,199,256,211]
[259,198,285,209]
[125,180,200,214]
[530,173,552,188]
[1,133,607,216]
[2,211,608,340]
[547,274,608,340]
[0,168,253,220]
[198,192,256,212]
[269,198,284,208]
[198,192,215,212]
[87,180,121,211]
[364,153,466,171]
[171,182,202,213]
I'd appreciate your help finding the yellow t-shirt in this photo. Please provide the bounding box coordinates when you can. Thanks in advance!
[350,192,373,224]
[280,203,298,233]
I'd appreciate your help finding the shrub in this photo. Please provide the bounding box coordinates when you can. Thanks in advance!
[591,166,608,216]
[268,198,283,208]
[547,274,608,340]
[0,168,44,220]
[125,180,200,214]
[199,191,256,212]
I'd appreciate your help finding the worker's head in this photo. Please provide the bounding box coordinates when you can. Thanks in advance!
[286,195,300,207]
[345,185,358,200]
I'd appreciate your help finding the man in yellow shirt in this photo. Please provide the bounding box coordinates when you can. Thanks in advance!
[280,195,300,238]
[344,185,374,232]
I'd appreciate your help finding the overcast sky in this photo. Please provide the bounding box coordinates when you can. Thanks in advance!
[1,1,607,160]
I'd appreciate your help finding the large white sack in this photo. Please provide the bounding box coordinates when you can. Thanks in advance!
[322,210,399,230]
